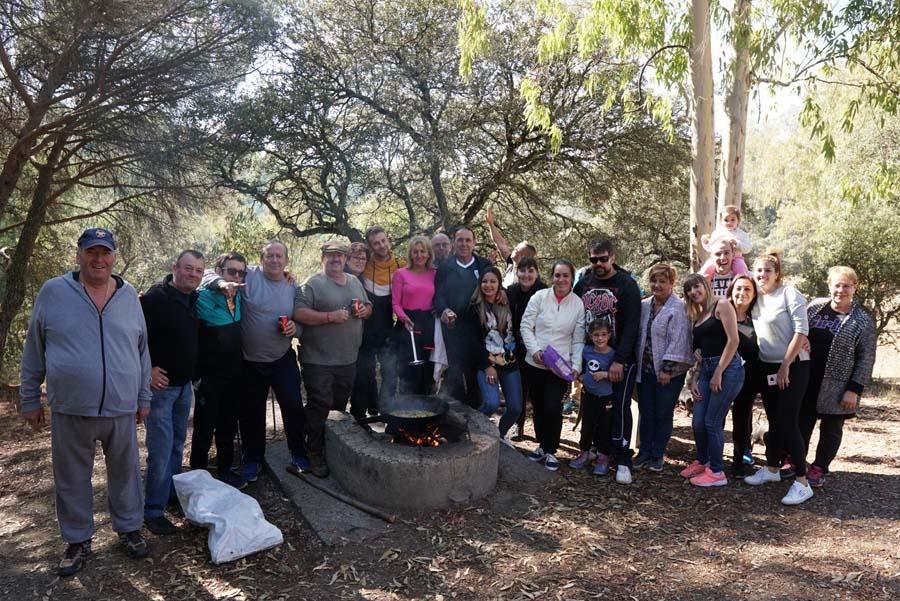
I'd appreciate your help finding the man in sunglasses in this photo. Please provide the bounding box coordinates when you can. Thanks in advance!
[573,238,641,485]
[189,252,248,489]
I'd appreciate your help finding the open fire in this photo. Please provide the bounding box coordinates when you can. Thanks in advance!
[393,425,448,447]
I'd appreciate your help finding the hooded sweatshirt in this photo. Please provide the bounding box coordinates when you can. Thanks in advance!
[19,272,152,416]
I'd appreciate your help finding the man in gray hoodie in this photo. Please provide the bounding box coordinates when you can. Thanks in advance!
[19,228,152,576]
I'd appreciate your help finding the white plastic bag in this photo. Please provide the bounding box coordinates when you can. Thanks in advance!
[172,470,283,564]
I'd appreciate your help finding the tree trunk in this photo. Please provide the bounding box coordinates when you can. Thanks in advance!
[718,0,752,213]
[689,0,716,271]
[0,137,65,376]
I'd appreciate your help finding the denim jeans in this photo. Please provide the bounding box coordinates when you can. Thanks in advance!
[144,382,193,518]
[477,367,523,438]
[637,370,687,460]
[692,355,744,473]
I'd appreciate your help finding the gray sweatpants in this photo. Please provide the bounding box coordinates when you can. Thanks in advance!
[51,413,143,543]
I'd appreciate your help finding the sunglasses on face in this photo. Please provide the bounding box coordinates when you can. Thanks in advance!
[589,256,611,264]
[224,267,247,277]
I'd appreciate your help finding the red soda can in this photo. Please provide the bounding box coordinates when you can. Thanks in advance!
[351,298,363,315]
[279,315,290,333]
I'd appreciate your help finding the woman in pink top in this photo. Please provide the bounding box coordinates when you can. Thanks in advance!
[391,235,437,394]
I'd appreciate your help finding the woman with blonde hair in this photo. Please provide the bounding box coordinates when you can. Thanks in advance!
[744,249,814,505]
[390,235,437,394]
[680,274,743,487]
[633,264,693,472]
[800,266,876,488]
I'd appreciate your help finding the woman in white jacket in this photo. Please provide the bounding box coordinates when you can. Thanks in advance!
[520,260,586,471]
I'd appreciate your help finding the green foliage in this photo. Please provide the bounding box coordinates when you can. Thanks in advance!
[795,200,900,342]
[745,80,900,342]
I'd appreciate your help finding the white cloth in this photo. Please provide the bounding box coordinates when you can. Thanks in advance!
[429,316,448,385]
[173,470,283,564]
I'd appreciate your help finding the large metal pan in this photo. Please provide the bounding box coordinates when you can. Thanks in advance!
[359,395,448,432]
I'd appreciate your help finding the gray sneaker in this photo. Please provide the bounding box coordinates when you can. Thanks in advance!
[58,540,91,577]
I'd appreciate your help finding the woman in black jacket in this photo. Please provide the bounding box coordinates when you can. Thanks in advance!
[506,257,547,440]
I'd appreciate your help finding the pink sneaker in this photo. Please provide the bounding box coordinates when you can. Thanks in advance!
[690,467,728,487]
[679,460,707,479]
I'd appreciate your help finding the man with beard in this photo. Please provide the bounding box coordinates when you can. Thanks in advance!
[573,238,641,485]
[294,240,371,477]
[352,226,405,418]
[430,232,452,268]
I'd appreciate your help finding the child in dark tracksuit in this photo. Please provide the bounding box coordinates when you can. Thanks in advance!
[570,320,616,475]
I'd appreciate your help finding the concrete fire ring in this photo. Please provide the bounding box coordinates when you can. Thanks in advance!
[324,400,499,513]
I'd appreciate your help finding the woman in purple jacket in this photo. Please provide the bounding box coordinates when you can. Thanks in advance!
[634,264,694,472]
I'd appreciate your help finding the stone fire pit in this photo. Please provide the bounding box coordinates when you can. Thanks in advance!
[324,400,499,513]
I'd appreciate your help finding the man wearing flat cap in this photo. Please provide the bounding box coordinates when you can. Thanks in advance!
[19,227,151,576]
[293,239,372,477]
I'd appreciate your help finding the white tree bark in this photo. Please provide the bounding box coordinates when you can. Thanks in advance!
[718,0,752,213]
[689,0,716,270]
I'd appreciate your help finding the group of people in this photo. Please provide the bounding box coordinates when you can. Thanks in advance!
[18,204,876,576]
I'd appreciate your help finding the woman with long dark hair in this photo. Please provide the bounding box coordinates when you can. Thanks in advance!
[520,260,585,471]
[507,256,547,440]
[469,267,522,442]
[726,274,761,480]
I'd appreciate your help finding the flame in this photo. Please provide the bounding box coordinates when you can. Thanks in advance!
[395,426,447,447]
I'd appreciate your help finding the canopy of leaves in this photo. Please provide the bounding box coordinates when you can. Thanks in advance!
[205,0,691,264]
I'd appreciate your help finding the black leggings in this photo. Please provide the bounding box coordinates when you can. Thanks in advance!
[731,365,762,463]
[579,392,613,454]
[759,360,809,477]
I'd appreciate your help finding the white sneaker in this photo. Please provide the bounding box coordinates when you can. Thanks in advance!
[615,465,633,484]
[744,467,781,486]
[528,446,545,462]
[781,481,814,505]
[544,453,560,471]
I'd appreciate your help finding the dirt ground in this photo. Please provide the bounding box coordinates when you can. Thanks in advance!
[1,379,898,601]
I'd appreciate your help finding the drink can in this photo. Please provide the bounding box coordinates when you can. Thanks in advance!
[279,315,290,333]
[351,298,363,315]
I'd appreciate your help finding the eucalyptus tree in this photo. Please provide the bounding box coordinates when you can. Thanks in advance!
[460,0,900,268]
[0,0,274,373]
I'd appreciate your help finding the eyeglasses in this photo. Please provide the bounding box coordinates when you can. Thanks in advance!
[350,254,368,260]
[224,267,247,277]
[589,255,611,264]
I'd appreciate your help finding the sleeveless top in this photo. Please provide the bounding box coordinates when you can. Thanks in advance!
[693,313,728,358]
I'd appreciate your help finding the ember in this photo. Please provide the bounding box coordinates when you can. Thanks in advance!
[394,425,448,447]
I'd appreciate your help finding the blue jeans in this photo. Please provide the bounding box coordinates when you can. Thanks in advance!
[144,382,193,518]
[477,368,523,438]
[692,355,744,473]
[637,370,687,460]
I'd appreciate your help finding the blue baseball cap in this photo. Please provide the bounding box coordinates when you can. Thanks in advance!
[77,228,116,251]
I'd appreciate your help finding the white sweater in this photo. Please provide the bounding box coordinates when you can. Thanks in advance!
[520,288,586,372]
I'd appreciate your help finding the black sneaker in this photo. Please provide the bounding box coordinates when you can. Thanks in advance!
[144,515,178,536]
[119,530,150,559]
[779,464,796,479]
[732,463,747,480]
[58,539,91,577]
